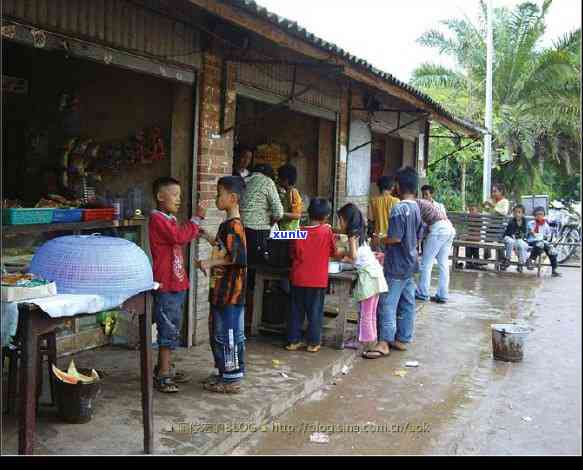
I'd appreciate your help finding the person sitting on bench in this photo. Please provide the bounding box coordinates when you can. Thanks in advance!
[483,183,510,263]
[465,204,484,270]
[501,204,529,273]
[526,206,561,277]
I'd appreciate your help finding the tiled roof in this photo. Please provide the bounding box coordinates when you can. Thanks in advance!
[224,0,486,136]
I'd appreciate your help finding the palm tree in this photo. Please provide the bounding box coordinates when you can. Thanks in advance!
[411,0,581,202]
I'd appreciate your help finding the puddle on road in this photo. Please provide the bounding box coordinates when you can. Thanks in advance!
[427,271,541,452]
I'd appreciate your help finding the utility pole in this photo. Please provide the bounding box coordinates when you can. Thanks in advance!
[483,0,494,202]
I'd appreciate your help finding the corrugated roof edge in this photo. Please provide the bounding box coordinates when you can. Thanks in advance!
[224,0,486,136]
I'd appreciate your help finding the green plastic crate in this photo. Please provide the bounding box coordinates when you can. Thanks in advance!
[2,208,55,225]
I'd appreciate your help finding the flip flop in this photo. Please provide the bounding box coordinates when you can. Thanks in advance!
[362,349,390,359]
[343,339,360,350]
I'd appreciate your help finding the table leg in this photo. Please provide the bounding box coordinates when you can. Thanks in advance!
[251,272,265,337]
[139,293,154,454]
[19,311,39,455]
[335,281,348,350]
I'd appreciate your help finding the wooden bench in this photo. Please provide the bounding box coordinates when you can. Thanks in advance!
[449,212,508,272]
[448,213,579,276]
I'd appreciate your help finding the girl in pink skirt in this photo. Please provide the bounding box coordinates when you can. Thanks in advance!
[337,204,388,350]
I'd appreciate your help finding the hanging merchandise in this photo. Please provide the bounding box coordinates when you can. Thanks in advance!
[61,137,78,188]
[131,130,146,164]
[145,127,166,162]
[68,138,93,177]
[83,143,103,182]
[25,129,50,168]
[60,89,82,137]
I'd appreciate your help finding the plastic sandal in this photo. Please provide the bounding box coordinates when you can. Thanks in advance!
[199,373,220,384]
[155,376,179,393]
[154,364,191,384]
[362,349,389,359]
[203,381,241,394]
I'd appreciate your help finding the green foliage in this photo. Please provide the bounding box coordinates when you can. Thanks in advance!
[412,0,581,206]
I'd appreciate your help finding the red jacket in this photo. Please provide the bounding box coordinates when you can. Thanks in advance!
[290,224,336,288]
[149,210,200,292]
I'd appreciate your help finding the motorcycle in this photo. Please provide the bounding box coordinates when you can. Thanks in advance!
[547,200,581,264]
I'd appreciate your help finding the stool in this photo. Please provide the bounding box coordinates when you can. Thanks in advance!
[2,331,57,415]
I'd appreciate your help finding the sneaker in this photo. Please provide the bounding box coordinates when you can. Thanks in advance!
[285,342,306,351]
[430,296,447,304]
[526,259,535,271]
[415,294,429,302]
[552,271,562,278]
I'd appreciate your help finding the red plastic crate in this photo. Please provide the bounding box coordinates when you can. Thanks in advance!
[82,208,116,222]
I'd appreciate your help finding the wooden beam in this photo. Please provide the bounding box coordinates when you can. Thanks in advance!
[187,0,480,136]
[2,19,195,83]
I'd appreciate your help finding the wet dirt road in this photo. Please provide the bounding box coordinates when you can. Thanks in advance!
[234,268,582,455]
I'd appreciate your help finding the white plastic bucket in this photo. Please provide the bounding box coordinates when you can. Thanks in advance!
[491,324,529,362]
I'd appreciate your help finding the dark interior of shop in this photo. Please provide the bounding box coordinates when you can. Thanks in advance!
[2,40,172,211]
[234,95,335,202]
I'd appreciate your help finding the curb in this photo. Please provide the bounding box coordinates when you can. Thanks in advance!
[199,348,359,455]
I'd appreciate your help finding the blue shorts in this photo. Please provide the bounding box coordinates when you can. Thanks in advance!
[154,291,187,350]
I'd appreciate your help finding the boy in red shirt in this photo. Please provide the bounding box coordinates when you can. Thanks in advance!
[286,198,339,353]
[149,177,207,393]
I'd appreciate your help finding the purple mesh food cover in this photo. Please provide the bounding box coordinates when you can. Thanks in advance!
[30,235,155,300]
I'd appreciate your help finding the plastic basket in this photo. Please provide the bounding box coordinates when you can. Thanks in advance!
[2,208,54,225]
[52,209,83,223]
[82,208,116,222]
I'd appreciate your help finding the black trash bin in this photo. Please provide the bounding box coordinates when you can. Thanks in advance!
[54,368,101,424]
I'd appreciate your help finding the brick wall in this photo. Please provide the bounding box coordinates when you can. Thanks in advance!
[192,47,236,345]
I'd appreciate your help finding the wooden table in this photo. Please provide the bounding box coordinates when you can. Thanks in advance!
[15,292,154,455]
[250,265,356,349]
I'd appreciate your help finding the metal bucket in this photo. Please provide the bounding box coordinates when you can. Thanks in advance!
[491,324,529,362]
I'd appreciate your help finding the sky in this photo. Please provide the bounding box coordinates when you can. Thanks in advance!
[255,0,582,83]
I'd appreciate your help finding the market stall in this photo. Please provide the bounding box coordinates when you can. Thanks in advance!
[2,25,197,353]
[250,265,357,349]
[235,94,333,204]
[2,235,156,454]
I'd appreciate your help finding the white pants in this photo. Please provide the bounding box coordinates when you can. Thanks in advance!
[503,236,529,264]
[417,220,456,300]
